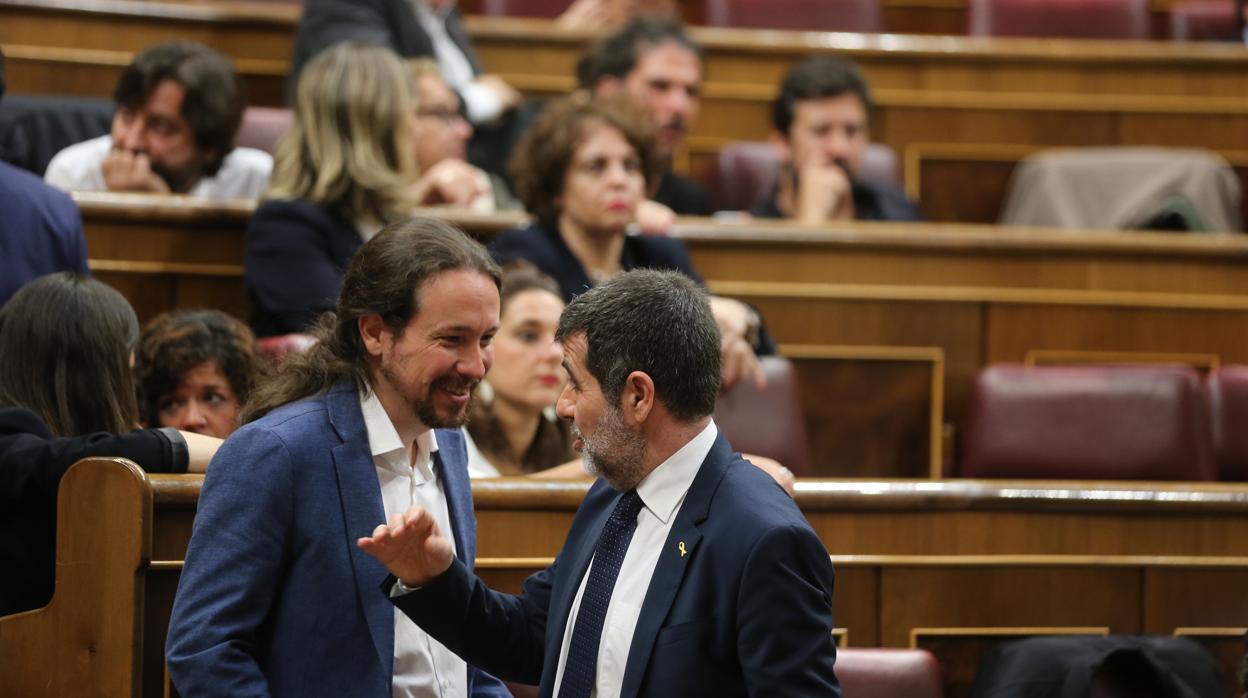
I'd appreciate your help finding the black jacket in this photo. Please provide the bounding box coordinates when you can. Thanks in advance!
[0,407,187,615]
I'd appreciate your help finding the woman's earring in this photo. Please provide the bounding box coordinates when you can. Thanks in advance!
[542,405,558,423]
[477,379,494,406]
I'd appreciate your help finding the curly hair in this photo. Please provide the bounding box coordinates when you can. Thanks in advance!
[134,310,264,429]
[508,94,663,226]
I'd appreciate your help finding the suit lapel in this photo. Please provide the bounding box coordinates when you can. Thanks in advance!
[327,385,395,681]
[434,429,475,565]
[618,434,733,698]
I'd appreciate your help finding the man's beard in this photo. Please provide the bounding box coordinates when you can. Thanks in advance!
[381,364,478,429]
[573,404,647,491]
[149,158,201,194]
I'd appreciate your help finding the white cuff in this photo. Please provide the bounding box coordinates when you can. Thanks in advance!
[460,82,504,125]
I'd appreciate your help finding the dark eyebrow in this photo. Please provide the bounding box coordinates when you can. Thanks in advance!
[561,359,580,386]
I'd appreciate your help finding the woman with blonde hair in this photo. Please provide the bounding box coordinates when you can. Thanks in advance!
[245,42,488,337]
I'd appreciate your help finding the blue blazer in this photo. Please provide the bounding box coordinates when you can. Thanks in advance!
[166,383,509,697]
[391,432,841,697]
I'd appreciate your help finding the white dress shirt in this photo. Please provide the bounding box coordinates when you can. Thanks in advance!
[552,421,719,698]
[360,388,468,698]
[410,0,503,124]
[43,135,272,199]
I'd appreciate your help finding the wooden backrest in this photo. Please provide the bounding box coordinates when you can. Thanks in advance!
[0,458,151,697]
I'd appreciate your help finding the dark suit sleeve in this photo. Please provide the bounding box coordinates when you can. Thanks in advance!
[166,427,294,697]
[737,524,840,696]
[245,201,354,335]
[389,555,555,685]
[294,0,402,56]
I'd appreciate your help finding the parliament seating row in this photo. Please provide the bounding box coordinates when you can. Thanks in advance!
[462,0,1243,40]
[72,193,1248,477]
[4,2,1248,184]
[957,364,1248,482]
[4,460,1248,697]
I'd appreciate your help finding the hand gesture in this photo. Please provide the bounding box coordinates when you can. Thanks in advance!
[357,506,454,587]
[795,161,853,224]
[411,160,490,207]
[101,150,171,193]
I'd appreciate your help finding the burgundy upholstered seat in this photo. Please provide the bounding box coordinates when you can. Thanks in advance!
[967,0,1151,39]
[478,0,569,18]
[233,106,294,154]
[1169,0,1241,40]
[1208,365,1248,481]
[714,356,815,476]
[257,333,317,364]
[704,0,883,32]
[959,365,1215,481]
[836,648,943,698]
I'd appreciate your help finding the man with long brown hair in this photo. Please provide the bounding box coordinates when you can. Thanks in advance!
[167,218,510,697]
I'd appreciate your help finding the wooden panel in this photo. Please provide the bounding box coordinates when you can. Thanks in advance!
[784,345,944,478]
[0,458,151,698]
[1174,627,1248,698]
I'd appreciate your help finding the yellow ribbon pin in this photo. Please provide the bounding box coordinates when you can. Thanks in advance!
[678,541,688,557]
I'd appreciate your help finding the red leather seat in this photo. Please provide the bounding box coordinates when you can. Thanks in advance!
[714,356,815,476]
[1169,0,1241,40]
[233,106,294,154]
[704,0,882,32]
[478,0,569,18]
[837,648,943,698]
[1208,366,1248,481]
[257,333,317,364]
[707,141,899,212]
[959,365,1215,481]
[967,0,1151,39]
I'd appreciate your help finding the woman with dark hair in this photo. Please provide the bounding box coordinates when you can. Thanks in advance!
[134,309,265,439]
[0,274,220,616]
[492,94,768,389]
[462,264,575,476]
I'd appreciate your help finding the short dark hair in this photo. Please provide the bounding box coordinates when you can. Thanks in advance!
[509,94,663,225]
[556,269,720,422]
[772,55,874,136]
[0,274,140,437]
[134,310,265,428]
[575,16,703,90]
[242,217,502,422]
[113,41,244,176]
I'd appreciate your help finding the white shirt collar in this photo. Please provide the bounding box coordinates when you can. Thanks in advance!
[634,420,718,525]
[359,387,439,478]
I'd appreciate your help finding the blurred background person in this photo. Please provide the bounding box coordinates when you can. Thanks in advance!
[408,59,518,211]
[492,94,768,390]
[0,273,219,616]
[134,309,265,440]
[247,42,492,337]
[0,48,88,306]
[463,264,573,477]
[45,41,271,198]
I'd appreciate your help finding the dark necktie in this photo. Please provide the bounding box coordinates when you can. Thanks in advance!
[558,489,644,698]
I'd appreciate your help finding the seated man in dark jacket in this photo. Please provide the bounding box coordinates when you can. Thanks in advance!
[753,55,922,224]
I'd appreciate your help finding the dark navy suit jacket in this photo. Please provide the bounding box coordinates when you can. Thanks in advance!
[0,160,87,305]
[244,198,362,338]
[390,432,841,697]
[166,383,509,697]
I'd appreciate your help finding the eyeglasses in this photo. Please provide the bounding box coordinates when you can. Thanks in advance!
[416,107,467,127]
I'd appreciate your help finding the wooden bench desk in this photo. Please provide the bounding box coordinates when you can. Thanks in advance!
[6,461,1246,697]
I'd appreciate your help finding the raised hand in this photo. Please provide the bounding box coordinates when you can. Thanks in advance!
[356,506,455,587]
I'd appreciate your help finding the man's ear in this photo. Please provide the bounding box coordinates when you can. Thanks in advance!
[595,76,622,98]
[358,314,389,359]
[620,370,656,426]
